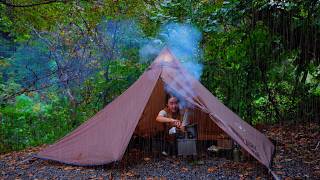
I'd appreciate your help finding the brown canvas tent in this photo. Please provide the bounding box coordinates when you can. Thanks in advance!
[37,48,275,171]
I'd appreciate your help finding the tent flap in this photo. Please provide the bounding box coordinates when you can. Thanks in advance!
[37,67,161,165]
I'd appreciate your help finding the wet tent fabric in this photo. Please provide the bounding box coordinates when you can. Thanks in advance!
[37,48,274,169]
[37,66,161,165]
[159,53,274,168]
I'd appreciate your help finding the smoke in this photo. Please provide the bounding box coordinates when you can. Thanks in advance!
[96,19,145,61]
[160,23,203,80]
[140,22,203,80]
[89,20,204,109]
[139,22,203,109]
[139,39,163,63]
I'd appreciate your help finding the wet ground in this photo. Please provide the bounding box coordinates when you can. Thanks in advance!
[1,122,319,179]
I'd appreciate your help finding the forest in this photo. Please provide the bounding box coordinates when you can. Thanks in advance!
[0,0,319,179]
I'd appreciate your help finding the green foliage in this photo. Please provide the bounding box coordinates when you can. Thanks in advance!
[1,93,52,152]
[0,59,146,153]
[200,0,319,125]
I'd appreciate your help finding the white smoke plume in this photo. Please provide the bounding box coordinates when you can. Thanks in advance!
[140,22,204,110]
[140,22,203,80]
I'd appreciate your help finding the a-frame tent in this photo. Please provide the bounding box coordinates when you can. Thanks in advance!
[37,48,275,171]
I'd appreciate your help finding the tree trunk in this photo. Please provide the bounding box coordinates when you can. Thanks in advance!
[260,70,283,122]
[66,88,78,127]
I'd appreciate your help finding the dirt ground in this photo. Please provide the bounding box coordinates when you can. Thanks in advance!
[1,122,319,179]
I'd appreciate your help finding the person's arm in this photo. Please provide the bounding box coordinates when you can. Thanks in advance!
[156,115,182,127]
[156,115,174,123]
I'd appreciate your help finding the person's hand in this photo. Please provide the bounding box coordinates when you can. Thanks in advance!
[171,119,181,128]
[175,121,182,128]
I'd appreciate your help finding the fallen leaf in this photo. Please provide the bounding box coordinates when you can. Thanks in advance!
[313,170,320,176]
[63,166,75,170]
[276,171,285,175]
[88,174,96,179]
[181,167,188,172]
[101,172,110,177]
[146,177,160,180]
[274,165,283,168]
[126,171,136,177]
[207,167,217,173]
[239,174,246,180]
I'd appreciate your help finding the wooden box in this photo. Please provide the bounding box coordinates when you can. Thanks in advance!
[217,136,233,149]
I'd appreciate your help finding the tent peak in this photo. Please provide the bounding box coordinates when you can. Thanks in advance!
[150,47,183,70]
[153,48,179,63]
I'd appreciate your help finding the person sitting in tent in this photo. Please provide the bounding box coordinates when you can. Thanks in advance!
[156,93,190,156]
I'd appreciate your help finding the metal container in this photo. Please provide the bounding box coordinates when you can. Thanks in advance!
[177,138,197,156]
[185,124,197,139]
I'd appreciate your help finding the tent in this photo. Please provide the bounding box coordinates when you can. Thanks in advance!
[37,48,275,171]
